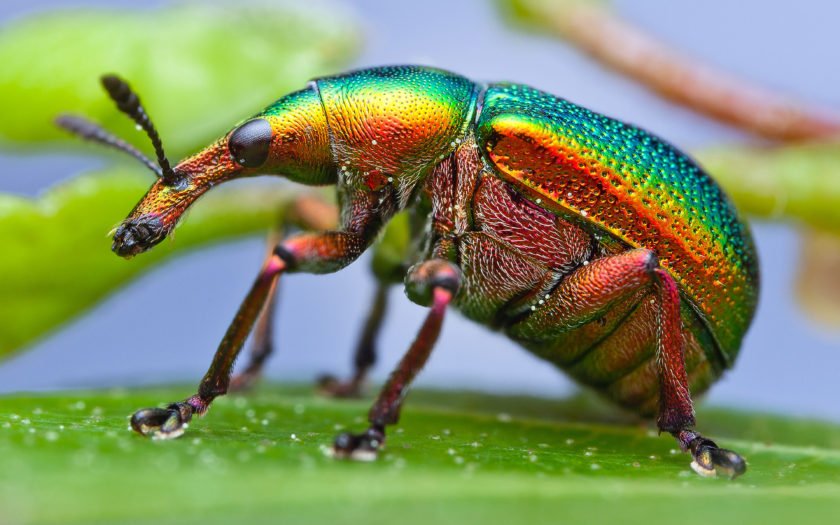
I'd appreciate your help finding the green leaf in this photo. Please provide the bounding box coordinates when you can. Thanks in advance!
[1,385,839,524]
[0,1,361,157]
[695,143,840,233]
[0,171,309,358]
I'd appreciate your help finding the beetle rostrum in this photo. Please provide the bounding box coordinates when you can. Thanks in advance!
[60,65,758,480]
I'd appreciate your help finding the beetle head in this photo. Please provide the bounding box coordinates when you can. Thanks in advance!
[58,77,334,258]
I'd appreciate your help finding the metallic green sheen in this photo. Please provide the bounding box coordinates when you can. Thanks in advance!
[476,83,759,366]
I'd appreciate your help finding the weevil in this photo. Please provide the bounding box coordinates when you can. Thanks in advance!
[58,65,759,478]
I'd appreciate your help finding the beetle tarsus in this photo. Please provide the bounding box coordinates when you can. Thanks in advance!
[674,430,746,479]
[130,401,195,440]
[686,435,746,479]
[317,373,365,398]
[332,426,385,461]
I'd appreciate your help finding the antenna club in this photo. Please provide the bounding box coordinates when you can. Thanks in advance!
[98,74,177,184]
[100,74,136,111]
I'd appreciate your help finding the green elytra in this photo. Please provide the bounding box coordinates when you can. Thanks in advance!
[64,65,758,478]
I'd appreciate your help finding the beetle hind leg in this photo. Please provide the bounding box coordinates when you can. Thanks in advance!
[652,266,747,478]
[507,249,745,478]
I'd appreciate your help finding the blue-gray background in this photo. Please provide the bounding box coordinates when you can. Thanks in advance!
[1,0,838,420]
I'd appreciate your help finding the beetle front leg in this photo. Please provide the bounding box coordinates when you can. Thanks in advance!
[332,259,460,460]
[130,229,369,440]
[229,231,283,393]
[230,194,340,392]
[130,251,286,439]
[227,282,279,392]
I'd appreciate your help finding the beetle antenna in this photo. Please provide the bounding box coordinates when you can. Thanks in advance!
[99,74,178,184]
[55,114,163,177]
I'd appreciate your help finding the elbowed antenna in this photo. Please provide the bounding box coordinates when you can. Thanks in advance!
[55,114,163,176]
[55,74,179,185]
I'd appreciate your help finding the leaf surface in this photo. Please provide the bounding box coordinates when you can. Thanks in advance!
[1,385,838,525]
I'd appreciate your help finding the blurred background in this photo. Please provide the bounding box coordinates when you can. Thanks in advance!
[1,0,838,421]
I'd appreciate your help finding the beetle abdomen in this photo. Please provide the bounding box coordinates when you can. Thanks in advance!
[476,83,759,367]
[513,288,720,416]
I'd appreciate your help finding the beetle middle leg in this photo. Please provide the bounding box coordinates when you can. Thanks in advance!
[508,249,746,478]
[317,279,391,398]
[332,259,460,460]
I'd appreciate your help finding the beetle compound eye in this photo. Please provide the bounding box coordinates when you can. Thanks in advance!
[229,118,273,168]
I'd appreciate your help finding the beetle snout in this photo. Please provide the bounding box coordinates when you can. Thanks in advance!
[112,216,166,258]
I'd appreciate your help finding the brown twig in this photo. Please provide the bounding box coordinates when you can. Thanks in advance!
[514,0,840,142]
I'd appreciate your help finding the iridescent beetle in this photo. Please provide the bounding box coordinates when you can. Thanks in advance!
[58,66,758,478]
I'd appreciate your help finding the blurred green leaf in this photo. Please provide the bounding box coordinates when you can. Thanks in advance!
[0,0,361,158]
[695,142,840,232]
[2,385,840,524]
[0,171,311,358]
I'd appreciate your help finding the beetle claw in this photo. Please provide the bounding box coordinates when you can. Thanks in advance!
[130,403,193,440]
[689,438,746,479]
[332,427,385,461]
